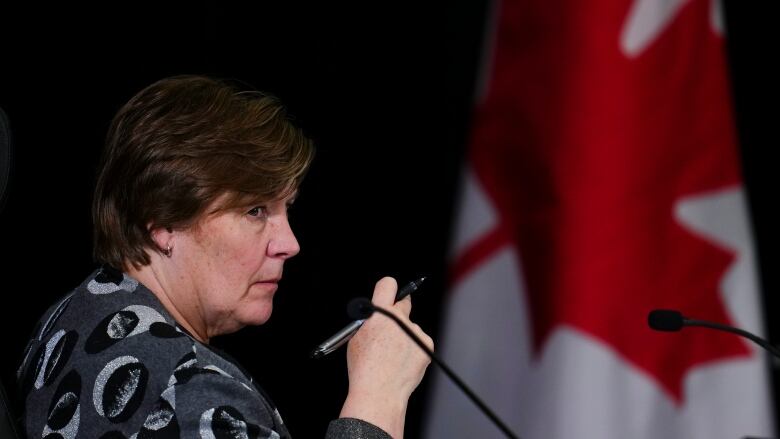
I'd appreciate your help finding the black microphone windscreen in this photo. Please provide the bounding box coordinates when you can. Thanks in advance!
[648,309,685,331]
[347,298,374,320]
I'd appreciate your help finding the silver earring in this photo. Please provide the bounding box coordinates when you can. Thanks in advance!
[163,245,172,257]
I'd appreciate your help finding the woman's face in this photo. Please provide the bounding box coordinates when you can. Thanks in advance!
[173,191,300,339]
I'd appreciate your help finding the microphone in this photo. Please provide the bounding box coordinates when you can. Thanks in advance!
[348,298,520,439]
[648,309,780,359]
[647,309,684,332]
[346,298,374,320]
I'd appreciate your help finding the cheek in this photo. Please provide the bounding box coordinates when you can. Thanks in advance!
[233,240,266,266]
[216,237,267,281]
[196,220,268,287]
[206,224,252,260]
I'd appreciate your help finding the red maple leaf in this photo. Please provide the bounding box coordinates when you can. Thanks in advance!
[451,0,751,403]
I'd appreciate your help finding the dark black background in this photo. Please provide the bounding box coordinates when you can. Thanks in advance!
[0,1,777,437]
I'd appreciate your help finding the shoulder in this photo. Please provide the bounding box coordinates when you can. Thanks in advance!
[153,347,288,438]
[19,266,188,393]
[19,267,290,438]
[17,267,205,437]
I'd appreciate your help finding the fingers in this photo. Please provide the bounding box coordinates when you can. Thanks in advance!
[341,287,434,438]
[371,277,398,307]
[408,322,434,353]
[394,292,412,316]
[371,277,412,317]
[416,325,435,353]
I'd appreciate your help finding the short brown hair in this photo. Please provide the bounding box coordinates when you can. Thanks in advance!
[93,75,315,269]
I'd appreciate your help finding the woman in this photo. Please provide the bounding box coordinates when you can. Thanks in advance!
[17,75,432,438]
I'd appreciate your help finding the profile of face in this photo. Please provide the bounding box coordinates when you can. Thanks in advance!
[167,191,300,339]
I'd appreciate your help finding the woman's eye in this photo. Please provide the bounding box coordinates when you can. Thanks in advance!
[247,206,268,218]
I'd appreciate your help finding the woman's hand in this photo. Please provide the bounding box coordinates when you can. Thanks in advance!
[339,277,434,438]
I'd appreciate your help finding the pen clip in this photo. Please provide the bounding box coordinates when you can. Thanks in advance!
[310,319,365,359]
[318,334,352,356]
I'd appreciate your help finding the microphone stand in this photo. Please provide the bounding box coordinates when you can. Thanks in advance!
[684,318,780,359]
[365,302,520,439]
[649,310,778,439]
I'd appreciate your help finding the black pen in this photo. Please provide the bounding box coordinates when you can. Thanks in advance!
[310,277,426,359]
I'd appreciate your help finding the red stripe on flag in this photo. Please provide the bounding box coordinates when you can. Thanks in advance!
[449,224,512,288]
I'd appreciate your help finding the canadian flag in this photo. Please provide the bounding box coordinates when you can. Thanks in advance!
[424,0,775,438]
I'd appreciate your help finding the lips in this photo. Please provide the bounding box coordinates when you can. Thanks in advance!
[252,278,280,289]
[254,278,280,284]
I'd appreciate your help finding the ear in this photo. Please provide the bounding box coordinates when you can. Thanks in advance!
[149,225,174,254]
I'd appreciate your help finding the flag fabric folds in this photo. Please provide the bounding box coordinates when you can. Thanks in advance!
[424,0,775,438]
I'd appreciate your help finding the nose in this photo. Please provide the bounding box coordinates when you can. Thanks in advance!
[268,216,300,259]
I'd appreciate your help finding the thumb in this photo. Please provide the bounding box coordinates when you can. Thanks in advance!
[371,277,398,308]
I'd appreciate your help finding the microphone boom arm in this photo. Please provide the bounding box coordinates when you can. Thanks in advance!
[684,318,780,359]
[367,303,520,439]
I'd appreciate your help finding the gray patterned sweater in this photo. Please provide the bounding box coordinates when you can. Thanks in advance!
[17,266,390,439]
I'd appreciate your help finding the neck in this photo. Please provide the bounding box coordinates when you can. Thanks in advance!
[126,259,210,344]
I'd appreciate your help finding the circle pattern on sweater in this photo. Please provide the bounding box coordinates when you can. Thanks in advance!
[93,356,149,423]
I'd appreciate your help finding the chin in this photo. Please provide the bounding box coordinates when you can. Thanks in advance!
[246,303,274,326]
